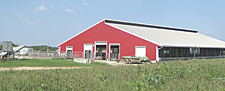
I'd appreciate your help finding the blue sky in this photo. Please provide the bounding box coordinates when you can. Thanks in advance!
[0,0,225,47]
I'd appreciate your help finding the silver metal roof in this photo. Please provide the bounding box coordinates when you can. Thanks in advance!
[106,20,225,48]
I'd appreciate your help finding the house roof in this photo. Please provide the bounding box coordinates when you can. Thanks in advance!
[105,19,225,48]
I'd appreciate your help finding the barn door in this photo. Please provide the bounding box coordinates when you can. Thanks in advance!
[84,44,93,58]
[135,46,146,57]
[95,41,107,60]
[66,46,73,58]
[109,44,120,61]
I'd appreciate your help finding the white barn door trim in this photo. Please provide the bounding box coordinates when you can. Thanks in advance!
[109,43,120,60]
[66,46,73,58]
[66,46,73,51]
[83,44,93,58]
[135,46,146,57]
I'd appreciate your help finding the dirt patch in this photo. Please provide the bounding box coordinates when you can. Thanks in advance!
[95,60,150,66]
[0,67,90,71]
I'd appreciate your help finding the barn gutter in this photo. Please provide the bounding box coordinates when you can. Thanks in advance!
[158,46,163,50]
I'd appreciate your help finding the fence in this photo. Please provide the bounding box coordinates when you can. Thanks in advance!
[72,51,94,64]
[8,51,93,60]
[13,51,64,59]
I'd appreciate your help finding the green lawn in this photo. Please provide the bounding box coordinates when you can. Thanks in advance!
[0,58,225,90]
[0,58,108,67]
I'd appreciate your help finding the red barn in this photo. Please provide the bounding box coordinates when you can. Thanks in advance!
[58,19,225,62]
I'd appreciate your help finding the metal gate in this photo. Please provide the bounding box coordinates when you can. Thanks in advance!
[67,50,73,58]
[85,50,92,59]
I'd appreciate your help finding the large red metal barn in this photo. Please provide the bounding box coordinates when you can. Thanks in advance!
[58,19,225,62]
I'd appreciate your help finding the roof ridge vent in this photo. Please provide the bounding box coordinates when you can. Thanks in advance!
[105,19,198,33]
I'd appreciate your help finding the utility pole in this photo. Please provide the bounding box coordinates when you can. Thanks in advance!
[47,43,48,57]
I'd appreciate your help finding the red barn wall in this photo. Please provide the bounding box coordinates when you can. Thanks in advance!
[59,21,160,60]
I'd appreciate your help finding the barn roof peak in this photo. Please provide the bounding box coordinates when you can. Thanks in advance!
[105,19,198,33]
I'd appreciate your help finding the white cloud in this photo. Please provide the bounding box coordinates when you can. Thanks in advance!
[16,14,34,25]
[16,14,26,20]
[36,6,48,11]
[49,4,54,8]
[81,0,88,6]
[65,8,73,13]
[62,6,74,13]
[74,7,82,11]
[35,2,48,14]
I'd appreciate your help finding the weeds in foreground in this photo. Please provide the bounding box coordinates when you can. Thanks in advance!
[0,59,225,90]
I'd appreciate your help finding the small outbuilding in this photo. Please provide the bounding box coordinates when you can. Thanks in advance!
[58,19,225,62]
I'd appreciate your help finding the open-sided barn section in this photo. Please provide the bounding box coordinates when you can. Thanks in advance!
[58,19,225,62]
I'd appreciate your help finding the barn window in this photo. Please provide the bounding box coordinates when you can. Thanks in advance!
[66,46,72,48]
[190,48,200,54]
[164,50,169,54]
[223,50,225,54]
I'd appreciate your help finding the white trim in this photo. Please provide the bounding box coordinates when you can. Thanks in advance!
[109,43,120,45]
[109,43,120,60]
[66,46,73,51]
[105,23,162,46]
[156,47,159,62]
[83,44,93,51]
[95,41,107,45]
[58,19,105,47]
[135,46,146,57]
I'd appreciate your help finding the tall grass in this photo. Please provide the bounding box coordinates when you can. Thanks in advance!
[0,59,225,90]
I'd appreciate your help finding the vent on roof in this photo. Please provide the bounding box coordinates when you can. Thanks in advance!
[105,19,198,33]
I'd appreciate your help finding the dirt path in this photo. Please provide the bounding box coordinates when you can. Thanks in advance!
[0,67,90,71]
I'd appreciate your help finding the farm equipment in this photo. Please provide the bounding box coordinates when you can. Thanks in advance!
[122,56,150,64]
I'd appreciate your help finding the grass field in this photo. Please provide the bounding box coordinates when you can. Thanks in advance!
[0,58,225,90]
[0,58,109,67]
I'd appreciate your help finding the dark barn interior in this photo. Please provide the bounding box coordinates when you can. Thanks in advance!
[159,47,225,60]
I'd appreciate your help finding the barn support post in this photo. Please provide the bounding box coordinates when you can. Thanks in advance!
[18,50,20,59]
[191,47,199,59]
[194,50,196,59]
[156,46,163,62]
[34,51,35,59]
